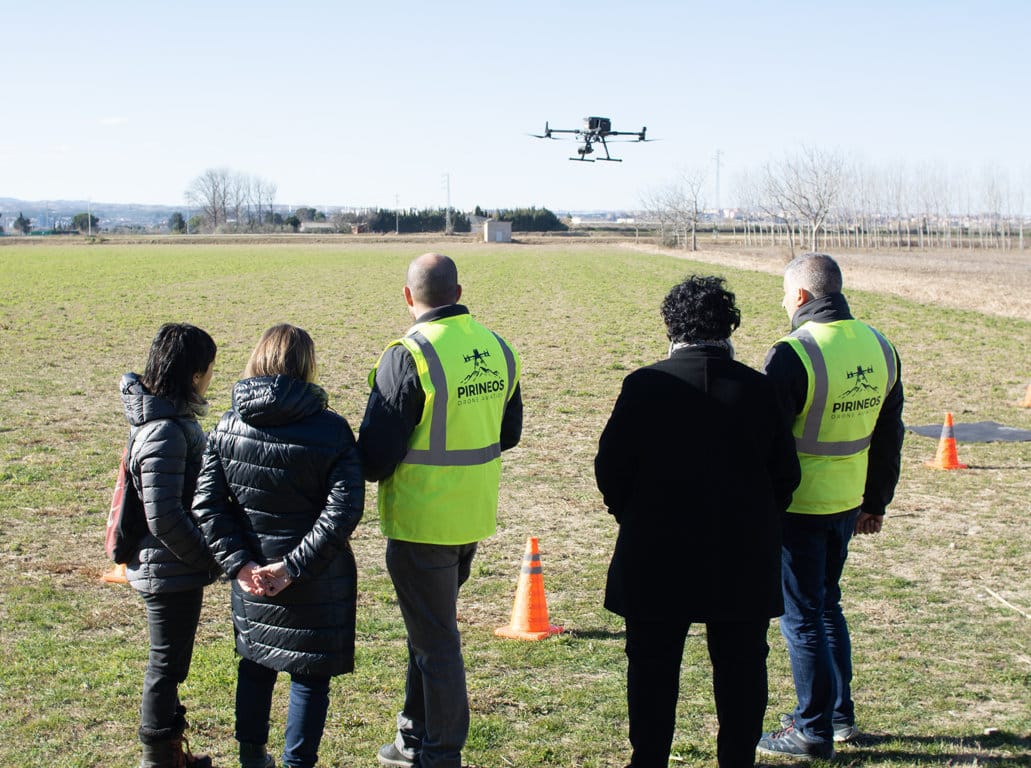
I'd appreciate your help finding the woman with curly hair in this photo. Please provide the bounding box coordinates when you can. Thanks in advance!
[595,276,801,768]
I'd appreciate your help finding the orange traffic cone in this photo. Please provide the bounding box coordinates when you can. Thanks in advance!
[1019,383,1031,408]
[925,412,968,470]
[101,563,128,584]
[494,537,563,641]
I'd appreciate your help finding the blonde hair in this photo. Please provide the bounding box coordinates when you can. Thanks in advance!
[244,324,317,382]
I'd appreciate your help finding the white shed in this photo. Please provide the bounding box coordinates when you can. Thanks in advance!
[484,220,512,243]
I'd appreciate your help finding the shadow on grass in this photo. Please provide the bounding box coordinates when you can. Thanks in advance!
[754,731,1031,766]
[965,464,1031,470]
[563,627,626,640]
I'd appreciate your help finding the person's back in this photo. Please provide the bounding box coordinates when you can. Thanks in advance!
[201,373,363,672]
[758,253,903,761]
[599,352,796,622]
[193,324,364,768]
[375,309,518,544]
[596,275,800,768]
[123,323,218,768]
[359,253,522,768]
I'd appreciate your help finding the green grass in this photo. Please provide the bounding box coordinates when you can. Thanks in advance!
[1,240,1029,767]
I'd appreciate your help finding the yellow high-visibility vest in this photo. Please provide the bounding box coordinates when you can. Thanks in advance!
[779,319,897,515]
[372,314,520,543]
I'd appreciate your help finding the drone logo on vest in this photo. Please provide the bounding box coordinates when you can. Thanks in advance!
[456,348,505,403]
[833,364,881,414]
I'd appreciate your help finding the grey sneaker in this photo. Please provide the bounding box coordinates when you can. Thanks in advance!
[757,726,835,760]
[779,712,859,743]
[378,743,417,768]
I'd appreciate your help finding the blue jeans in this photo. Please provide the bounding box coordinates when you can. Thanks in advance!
[779,508,860,743]
[235,657,331,768]
[386,539,477,768]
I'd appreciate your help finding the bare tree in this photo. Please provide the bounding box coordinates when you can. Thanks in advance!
[763,146,845,253]
[679,167,707,251]
[640,185,676,246]
[252,177,278,230]
[731,151,1024,253]
[185,169,279,232]
[186,168,232,231]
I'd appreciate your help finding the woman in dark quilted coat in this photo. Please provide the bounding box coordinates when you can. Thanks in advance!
[122,323,218,768]
[193,324,364,768]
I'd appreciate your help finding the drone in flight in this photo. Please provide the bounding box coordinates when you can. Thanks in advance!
[531,116,650,162]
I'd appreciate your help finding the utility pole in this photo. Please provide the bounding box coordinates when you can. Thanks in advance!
[87,199,92,237]
[713,149,723,240]
[714,149,722,214]
[443,173,452,235]
[395,194,400,235]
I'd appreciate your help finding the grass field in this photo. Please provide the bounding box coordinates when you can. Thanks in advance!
[1,239,1029,767]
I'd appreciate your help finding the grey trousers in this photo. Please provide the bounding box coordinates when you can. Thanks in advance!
[386,539,477,768]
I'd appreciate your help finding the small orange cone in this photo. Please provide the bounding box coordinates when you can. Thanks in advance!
[494,537,563,641]
[101,563,128,584]
[925,412,968,470]
[1019,383,1031,408]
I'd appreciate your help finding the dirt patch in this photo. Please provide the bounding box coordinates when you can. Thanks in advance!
[622,242,1031,322]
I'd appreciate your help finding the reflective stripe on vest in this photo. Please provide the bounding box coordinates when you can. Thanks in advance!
[401,329,517,467]
[374,315,520,544]
[791,324,897,456]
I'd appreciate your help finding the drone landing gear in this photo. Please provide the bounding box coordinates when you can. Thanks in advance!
[596,137,622,162]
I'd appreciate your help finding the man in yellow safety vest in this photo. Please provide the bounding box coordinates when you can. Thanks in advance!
[757,253,904,761]
[359,253,522,768]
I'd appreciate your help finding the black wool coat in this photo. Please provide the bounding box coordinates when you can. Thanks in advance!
[595,346,800,622]
[193,375,365,677]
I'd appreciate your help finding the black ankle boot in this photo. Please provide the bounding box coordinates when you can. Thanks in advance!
[239,741,275,768]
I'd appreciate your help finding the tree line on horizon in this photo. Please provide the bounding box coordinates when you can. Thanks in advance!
[644,147,1029,254]
[6,151,1026,245]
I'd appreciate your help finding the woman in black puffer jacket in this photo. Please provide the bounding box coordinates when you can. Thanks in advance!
[192,324,364,768]
[123,323,219,768]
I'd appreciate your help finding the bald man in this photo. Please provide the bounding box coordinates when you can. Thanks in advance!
[359,253,523,768]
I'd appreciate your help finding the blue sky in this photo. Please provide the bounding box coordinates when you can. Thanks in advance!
[1,0,1027,211]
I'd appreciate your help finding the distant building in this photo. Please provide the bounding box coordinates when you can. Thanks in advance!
[484,220,512,243]
[300,221,337,233]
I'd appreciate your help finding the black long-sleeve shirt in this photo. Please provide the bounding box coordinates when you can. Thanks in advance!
[358,304,523,482]
[763,292,904,517]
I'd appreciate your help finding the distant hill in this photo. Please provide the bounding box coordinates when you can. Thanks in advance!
[0,196,638,233]
[0,197,181,231]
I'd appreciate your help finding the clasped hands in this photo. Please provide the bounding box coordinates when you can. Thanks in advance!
[236,560,293,597]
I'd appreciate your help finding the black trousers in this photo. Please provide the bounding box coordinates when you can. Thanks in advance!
[624,617,770,768]
[139,588,204,742]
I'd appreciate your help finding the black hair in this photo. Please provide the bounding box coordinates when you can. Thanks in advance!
[141,323,217,402]
[660,275,741,342]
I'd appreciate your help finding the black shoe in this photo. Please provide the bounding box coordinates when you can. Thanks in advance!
[779,712,859,743]
[757,726,835,760]
[240,740,276,768]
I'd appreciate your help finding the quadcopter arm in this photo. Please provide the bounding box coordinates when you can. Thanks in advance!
[606,126,648,141]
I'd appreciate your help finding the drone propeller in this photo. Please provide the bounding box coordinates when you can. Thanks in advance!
[529,121,554,139]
